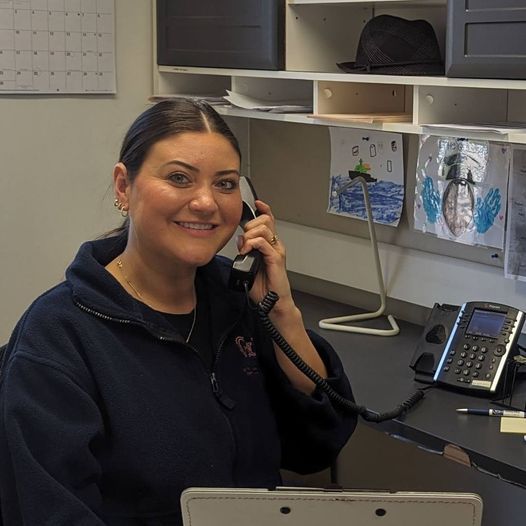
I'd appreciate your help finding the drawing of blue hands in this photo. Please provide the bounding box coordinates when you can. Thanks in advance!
[422,176,441,223]
[474,188,501,234]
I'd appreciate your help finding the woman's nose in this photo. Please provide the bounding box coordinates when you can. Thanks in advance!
[188,186,218,213]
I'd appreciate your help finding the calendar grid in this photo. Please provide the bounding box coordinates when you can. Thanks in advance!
[0,0,115,93]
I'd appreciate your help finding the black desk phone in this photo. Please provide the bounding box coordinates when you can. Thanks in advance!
[411,301,525,396]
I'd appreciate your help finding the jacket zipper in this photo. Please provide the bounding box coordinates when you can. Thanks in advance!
[74,301,133,325]
[210,372,220,395]
[74,300,180,342]
[207,311,245,409]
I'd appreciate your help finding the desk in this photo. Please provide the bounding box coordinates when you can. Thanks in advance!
[294,290,526,488]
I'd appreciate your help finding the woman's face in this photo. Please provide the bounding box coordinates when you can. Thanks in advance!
[115,131,242,271]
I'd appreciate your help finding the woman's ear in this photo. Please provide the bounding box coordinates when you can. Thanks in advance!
[113,162,130,207]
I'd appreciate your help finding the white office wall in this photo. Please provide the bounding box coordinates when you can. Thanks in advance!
[277,220,526,313]
[0,1,153,343]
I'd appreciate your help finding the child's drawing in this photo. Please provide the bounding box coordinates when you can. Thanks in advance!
[414,136,510,249]
[327,128,404,226]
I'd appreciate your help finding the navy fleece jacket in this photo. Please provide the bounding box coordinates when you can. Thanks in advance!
[0,236,356,525]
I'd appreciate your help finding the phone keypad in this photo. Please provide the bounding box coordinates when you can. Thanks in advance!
[440,341,504,385]
[435,305,524,394]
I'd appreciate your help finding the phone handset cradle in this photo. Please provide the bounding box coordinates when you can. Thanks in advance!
[318,176,399,337]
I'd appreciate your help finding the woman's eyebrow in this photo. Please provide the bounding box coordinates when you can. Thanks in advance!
[162,160,198,172]
[216,169,241,177]
[162,160,240,177]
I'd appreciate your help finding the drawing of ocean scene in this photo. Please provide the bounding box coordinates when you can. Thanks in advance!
[328,174,404,225]
[328,127,405,227]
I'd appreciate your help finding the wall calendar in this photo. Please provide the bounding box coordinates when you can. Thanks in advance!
[0,0,115,94]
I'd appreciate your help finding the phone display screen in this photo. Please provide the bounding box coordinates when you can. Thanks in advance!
[466,309,506,338]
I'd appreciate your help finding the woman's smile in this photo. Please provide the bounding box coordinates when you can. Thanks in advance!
[174,221,218,235]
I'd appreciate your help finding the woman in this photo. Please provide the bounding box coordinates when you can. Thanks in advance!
[0,99,356,525]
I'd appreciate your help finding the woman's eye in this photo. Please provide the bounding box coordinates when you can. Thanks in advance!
[217,179,238,191]
[168,173,190,185]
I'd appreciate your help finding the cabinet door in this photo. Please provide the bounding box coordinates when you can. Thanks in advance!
[446,0,526,79]
[156,0,284,70]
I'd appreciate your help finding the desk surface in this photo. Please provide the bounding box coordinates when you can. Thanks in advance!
[294,290,526,488]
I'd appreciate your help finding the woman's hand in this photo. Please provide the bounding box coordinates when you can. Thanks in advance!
[236,200,293,313]
[236,199,328,393]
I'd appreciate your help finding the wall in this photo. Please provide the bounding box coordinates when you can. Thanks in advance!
[0,0,152,344]
[249,120,526,315]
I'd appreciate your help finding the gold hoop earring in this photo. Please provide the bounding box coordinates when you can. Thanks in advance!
[114,198,128,217]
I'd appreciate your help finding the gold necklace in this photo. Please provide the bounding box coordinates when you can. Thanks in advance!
[116,258,197,343]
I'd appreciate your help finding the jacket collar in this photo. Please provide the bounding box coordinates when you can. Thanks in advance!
[66,235,246,342]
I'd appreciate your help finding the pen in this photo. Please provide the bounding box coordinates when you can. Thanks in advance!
[456,408,526,418]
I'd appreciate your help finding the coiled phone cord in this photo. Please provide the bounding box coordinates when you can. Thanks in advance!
[257,290,425,423]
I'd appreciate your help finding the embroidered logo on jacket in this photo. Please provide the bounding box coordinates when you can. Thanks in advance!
[235,336,259,376]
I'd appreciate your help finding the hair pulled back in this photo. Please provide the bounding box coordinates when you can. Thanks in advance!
[120,98,241,181]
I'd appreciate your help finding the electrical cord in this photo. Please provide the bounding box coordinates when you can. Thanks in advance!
[257,290,425,423]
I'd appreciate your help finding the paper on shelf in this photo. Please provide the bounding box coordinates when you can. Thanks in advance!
[223,90,312,113]
[310,113,412,124]
[422,122,526,135]
[149,94,229,105]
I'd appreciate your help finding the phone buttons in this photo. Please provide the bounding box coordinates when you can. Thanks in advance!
[494,345,506,356]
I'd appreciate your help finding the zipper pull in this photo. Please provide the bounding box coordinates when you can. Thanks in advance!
[209,372,236,410]
[210,372,220,394]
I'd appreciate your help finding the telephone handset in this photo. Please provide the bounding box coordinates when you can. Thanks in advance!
[228,176,263,292]
[411,301,525,396]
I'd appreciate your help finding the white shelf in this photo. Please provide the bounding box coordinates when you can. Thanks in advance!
[216,105,420,130]
[214,106,526,142]
[158,66,526,91]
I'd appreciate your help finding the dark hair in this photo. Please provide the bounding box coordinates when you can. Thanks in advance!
[120,98,241,182]
[105,99,241,238]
